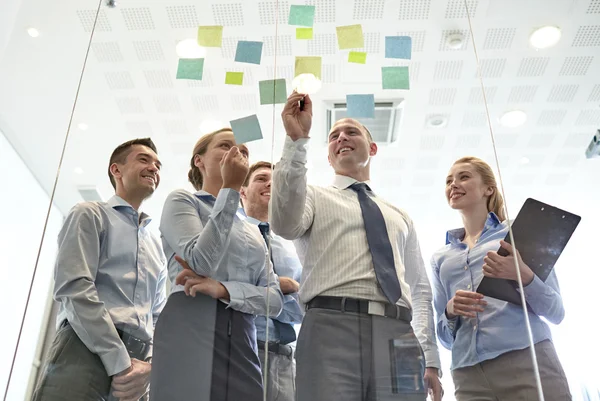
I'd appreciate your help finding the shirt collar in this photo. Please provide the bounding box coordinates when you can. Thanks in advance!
[445,212,501,245]
[332,174,372,190]
[107,195,151,227]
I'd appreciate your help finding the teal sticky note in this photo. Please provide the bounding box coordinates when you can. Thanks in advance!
[259,79,287,105]
[234,41,264,65]
[288,5,315,27]
[382,66,410,90]
[385,36,412,59]
[176,58,204,80]
[346,94,375,118]
[230,114,263,144]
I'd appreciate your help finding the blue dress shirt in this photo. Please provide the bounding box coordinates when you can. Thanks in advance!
[159,188,283,317]
[54,195,168,376]
[430,213,565,370]
[242,214,304,343]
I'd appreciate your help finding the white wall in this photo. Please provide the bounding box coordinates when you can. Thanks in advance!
[0,131,63,400]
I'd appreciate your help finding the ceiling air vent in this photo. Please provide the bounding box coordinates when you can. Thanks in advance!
[326,100,404,145]
[78,186,104,202]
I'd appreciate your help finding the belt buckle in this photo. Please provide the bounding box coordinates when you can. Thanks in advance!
[367,301,385,316]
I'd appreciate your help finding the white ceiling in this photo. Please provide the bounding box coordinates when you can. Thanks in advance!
[1,0,599,238]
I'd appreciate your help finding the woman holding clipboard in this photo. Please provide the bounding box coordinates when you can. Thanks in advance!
[430,156,571,400]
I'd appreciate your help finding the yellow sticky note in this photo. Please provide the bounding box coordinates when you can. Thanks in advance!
[225,72,244,85]
[296,27,313,40]
[295,56,322,79]
[348,51,367,64]
[197,25,223,47]
[336,24,364,50]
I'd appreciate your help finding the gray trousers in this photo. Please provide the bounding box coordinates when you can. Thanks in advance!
[296,307,426,401]
[32,324,112,401]
[452,340,572,401]
[258,347,296,401]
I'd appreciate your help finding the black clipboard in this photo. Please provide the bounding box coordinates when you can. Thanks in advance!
[477,198,580,305]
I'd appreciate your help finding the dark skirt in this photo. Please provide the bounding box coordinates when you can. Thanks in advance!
[150,291,263,401]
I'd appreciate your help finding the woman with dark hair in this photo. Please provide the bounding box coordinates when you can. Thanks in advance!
[150,128,283,401]
[431,156,571,401]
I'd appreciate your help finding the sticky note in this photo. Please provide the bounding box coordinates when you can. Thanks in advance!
[235,41,263,65]
[348,51,367,64]
[225,72,244,85]
[230,114,263,144]
[346,94,375,118]
[382,66,410,90]
[197,26,223,47]
[385,36,412,59]
[336,24,364,50]
[288,5,315,27]
[295,56,322,79]
[296,27,313,40]
[176,58,204,80]
[259,79,287,105]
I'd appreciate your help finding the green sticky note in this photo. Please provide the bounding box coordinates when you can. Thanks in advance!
[295,56,322,79]
[348,51,367,64]
[230,114,263,144]
[225,72,244,85]
[176,58,204,80]
[296,27,313,40]
[336,24,364,50]
[259,79,287,105]
[197,25,223,47]
[288,5,315,27]
[382,66,410,90]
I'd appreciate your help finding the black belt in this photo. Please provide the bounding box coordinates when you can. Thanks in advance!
[306,296,412,322]
[60,320,151,360]
[257,340,294,357]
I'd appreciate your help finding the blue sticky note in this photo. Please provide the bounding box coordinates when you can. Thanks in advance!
[385,36,412,59]
[346,94,375,118]
[234,41,263,65]
[382,66,410,89]
[288,5,315,27]
[230,114,263,144]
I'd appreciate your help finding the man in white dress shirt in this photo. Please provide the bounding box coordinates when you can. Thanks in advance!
[269,92,443,401]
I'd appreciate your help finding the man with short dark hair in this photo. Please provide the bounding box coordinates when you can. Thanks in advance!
[33,138,167,401]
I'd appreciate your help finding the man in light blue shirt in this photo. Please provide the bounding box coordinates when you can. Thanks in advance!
[33,138,168,401]
[240,161,304,401]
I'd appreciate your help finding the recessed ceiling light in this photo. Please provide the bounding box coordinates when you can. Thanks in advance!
[529,26,561,49]
[176,39,207,59]
[499,110,527,128]
[27,28,39,38]
[292,73,322,95]
[74,167,84,175]
[199,120,225,134]
[78,123,88,130]
[520,156,530,165]
[426,115,448,128]
[446,32,465,50]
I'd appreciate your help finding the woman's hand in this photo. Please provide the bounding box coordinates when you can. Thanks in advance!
[482,240,534,285]
[174,256,230,300]
[446,290,487,319]
[220,146,249,192]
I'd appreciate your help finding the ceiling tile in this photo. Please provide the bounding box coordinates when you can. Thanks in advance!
[415,155,441,169]
[456,134,483,148]
[306,0,336,23]
[468,86,497,104]
[162,120,189,136]
[191,95,219,113]
[144,70,173,89]
[527,133,555,149]
[517,57,549,77]
[587,0,600,13]
[363,32,381,53]
[308,34,337,55]
[353,0,385,19]
[461,111,488,128]
[322,64,337,84]
[575,109,600,126]
[508,85,538,103]
[513,173,536,186]
[212,3,245,26]
[563,132,594,148]
[424,114,451,129]
[133,40,165,62]
[572,25,600,47]
[397,31,426,52]
[521,153,546,167]
[265,65,294,84]
[221,37,247,59]
[258,1,289,25]
[482,28,516,50]
[439,30,470,51]
[232,94,258,111]
[420,135,445,150]
[433,60,463,81]
[477,58,506,78]
[153,95,182,114]
[104,71,135,90]
[545,173,571,186]
[559,56,593,76]
[125,121,153,136]
[185,70,213,88]
[537,110,567,127]
[120,7,155,30]
[445,0,478,18]
[115,97,144,114]
[398,0,431,19]
[92,42,124,63]
[76,9,111,32]
[428,88,457,105]
[165,5,198,29]
[553,153,582,168]
[547,84,579,102]
[263,35,294,57]
[411,174,437,187]
[587,84,600,101]
[494,134,518,148]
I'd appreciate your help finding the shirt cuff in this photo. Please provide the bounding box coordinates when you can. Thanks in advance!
[442,309,460,335]
[521,274,545,298]
[220,281,244,311]
[423,349,442,371]
[214,188,241,215]
[100,342,131,376]
[282,136,309,163]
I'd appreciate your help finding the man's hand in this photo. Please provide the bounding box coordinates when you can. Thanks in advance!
[279,277,300,294]
[482,240,534,285]
[281,91,312,141]
[112,359,150,401]
[424,367,443,401]
[446,290,487,319]
[220,146,249,192]
[174,256,230,300]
